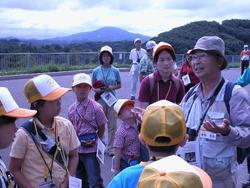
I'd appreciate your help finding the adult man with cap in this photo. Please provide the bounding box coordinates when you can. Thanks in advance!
[108,100,212,188]
[181,36,250,188]
[9,74,80,188]
[139,40,156,82]
[0,87,37,188]
[139,42,185,109]
[129,38,146,100]
[240,44,250,75]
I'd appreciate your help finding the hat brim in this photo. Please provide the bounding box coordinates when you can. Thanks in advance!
[4,108,37,118]
[190,48,227,70]
[72,82,92,88]
[42,87,71,101]
[193,166,212,188]
[117,100,135,115]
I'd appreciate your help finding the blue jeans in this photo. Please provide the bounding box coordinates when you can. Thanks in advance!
[77,153,104,188]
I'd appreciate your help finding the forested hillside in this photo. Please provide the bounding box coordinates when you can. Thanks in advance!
[152,19,250,54]
[0,19,249,54]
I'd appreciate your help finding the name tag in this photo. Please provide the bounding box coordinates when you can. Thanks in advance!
[200,130,217,140]
[69,176,82,188]
[182,74,191,86]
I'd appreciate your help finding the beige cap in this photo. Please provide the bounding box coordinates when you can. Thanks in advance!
[24,74,70,103]
[72,73,92,87]
[100,45,113,55]
[113,99,135,115]
[0,87,37,118]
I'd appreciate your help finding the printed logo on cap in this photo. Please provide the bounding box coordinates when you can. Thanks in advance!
[33,75,60,97]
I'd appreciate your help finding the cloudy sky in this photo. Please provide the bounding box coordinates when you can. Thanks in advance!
[0,0,249,39]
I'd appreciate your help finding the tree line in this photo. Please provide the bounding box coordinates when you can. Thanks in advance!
[0,19,249,55]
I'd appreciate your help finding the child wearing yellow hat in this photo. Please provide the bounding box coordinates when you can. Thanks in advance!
[108,100,212,188]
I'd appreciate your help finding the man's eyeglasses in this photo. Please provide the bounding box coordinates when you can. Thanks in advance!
[189,53,210,62]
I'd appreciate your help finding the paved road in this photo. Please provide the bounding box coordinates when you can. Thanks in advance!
[0,69,249,187]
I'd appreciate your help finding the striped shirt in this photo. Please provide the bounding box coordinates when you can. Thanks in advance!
[68,98,107,154]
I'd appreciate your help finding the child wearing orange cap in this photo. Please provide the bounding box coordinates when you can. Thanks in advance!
[113,99,143,174]
[0,87,36,188]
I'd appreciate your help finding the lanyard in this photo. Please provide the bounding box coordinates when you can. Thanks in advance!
[157,80,172,101]
[186,78,225,134]
[33,120,69,181]
[101,67,111,85]
[0,159,14,188]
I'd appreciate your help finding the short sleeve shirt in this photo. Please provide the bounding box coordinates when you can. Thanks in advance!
[129,48,147,64]
[92,65,121,98]
[10,117,80,188]
[139,54,154,76]
[108,164,144,188]
[113,121,140,158]
[68,98,107,153]
[139,70,185,104]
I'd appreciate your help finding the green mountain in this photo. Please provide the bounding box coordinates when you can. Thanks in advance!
[152,19,250,55]
[1,19,249,54]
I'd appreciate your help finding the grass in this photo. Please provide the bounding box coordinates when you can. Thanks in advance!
[0,62,239,76]
[0,62,131,76]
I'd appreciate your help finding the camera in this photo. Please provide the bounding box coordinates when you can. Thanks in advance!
[188,128,198,141]
[137,58,141,63]
[40,136,57,156]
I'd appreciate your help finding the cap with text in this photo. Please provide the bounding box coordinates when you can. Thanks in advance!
[24,74,70,103]
[0,87,37,118]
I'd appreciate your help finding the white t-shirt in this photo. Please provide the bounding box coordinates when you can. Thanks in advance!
[129,48,146,64]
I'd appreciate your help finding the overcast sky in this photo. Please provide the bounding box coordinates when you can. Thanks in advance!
[0,0,249,39]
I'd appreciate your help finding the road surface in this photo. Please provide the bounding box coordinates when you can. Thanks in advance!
[0,69,249,187]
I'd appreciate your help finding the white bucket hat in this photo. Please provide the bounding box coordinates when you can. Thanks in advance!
[72,73,92,87]
[113,99,135,115]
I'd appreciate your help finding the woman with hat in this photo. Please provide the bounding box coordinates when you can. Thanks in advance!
[139,40,157,82]
[179,49,200,93]
[138,42,185,109]
[92,45,121,156]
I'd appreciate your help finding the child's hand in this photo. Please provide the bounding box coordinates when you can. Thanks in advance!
[131,107,145,123]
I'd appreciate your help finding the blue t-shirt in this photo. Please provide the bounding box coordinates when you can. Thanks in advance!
[92,65,121,98]
[236,66,250,87]
[108,164,144,188]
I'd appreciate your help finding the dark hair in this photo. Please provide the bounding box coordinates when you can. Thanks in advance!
[148,144,178,155]
[99,51,114,65]
[30,99,46,116]
[0,116,16,125]
[154,49,176,63]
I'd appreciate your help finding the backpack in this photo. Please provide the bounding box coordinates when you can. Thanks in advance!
[185,81,249,164]
[148,73,180,99]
